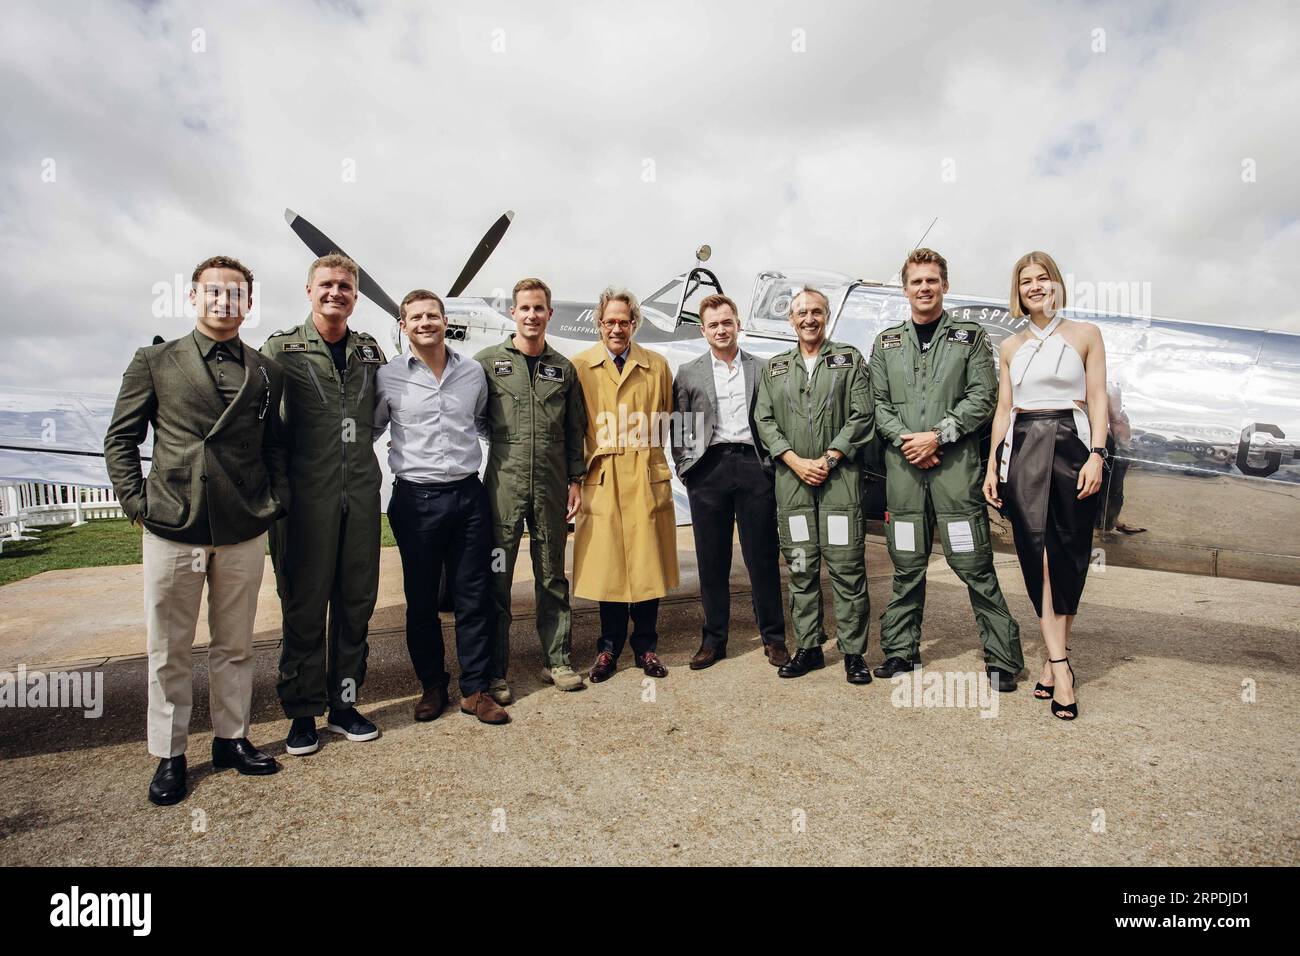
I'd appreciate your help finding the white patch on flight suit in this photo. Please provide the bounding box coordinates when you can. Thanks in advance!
[827,514,849,546]
[788,515,810,542]
[893,520,915,552]
[947,520,975,553]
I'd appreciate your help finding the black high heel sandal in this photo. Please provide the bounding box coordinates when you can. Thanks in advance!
[1048,657,1078,720]
[1034,647,1069,700]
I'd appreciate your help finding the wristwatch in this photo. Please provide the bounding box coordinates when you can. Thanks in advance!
[826,452,841,470]
[1090,447,1109,461]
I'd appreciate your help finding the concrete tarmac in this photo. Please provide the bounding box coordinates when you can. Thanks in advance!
[0,534,1297,866]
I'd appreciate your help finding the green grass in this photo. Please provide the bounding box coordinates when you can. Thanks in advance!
[1,516,398,588]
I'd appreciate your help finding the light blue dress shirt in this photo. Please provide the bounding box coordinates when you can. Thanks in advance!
[373,346,488,482]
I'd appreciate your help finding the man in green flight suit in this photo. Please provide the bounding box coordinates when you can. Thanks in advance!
[754,286,875,684]
[475,277,588,701]
[261,252,388,755]
[868,248,1023,690]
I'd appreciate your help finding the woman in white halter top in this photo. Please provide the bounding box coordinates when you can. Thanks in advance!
[982,252,1109,721]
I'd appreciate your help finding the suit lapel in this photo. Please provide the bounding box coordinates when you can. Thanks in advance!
[169,335,226,421]
[700,354,720,413]
[209,343,263,439]
[740,350,758,413]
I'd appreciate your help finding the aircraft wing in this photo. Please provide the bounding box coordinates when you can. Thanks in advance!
[0,386,133,487]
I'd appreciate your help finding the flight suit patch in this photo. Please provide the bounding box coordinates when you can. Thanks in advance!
[880,333,902,349]
[768,360,790,377]
[824,352,852,369]
[945,328,975,345]
[282,342,307,352]
[537,362,564,382]
[494,360,515,376]
[357,344,384,362]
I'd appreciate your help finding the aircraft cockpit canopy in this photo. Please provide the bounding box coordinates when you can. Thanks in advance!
[744,269,855,340]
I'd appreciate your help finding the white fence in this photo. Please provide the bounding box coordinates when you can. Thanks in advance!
[0,482,124,551]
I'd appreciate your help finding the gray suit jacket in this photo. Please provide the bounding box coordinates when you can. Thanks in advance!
[670,348,773,480]
[104,332,290,546]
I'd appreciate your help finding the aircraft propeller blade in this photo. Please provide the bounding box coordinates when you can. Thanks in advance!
[447,210,514,298]
[283,208,402,320]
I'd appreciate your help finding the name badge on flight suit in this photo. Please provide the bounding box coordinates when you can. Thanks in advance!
[768,360,790,377]
[493,360,515,376]
[824,352,852,370]
[879,333,902,350]
[282,342,307,352]
[537,363,564,382]
[945,328,974,345]
[357,344,384,362]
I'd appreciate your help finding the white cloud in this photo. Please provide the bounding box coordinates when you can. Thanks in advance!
[1,0,1297,393]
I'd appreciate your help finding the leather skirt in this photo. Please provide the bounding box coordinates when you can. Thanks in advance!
[999,409,1102,617]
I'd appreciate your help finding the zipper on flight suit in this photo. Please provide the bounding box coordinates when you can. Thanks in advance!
[917,332,931,485]
[525,355,536,506]
[338,358,349,514]
[303,360,329,407]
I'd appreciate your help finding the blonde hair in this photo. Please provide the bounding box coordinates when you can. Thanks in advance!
[902,247,948,284]
[308,253,360,287]
[1009,251,1067,318]
[593,286,642,329]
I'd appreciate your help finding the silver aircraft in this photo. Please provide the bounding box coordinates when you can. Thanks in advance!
[2,209,1297,585]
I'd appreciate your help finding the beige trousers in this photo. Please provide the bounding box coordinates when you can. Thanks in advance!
[143,528,267,758]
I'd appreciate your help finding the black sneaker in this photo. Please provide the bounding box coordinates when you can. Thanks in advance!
[872,656,917,679]
[326,707,380,742]
[285,717,319,756]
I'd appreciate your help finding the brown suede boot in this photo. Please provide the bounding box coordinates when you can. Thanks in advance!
[460,691,511,725]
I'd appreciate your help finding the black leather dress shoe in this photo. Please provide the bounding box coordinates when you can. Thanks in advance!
[212,737,281,775]
[148,755,188,806]
[872,656,917,679]
[986,666,1019,693]
[778,646,825,678]
[843,654,873,684]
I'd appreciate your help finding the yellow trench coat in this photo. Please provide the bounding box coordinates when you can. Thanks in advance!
[572,341,680,602]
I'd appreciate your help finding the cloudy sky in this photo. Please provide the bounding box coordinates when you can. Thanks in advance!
[3,0,1297,394]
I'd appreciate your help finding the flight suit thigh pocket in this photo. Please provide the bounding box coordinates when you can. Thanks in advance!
[821,510,862,555]
[777,509,819,568]
[885,510,928,569]
[937,510,990,569]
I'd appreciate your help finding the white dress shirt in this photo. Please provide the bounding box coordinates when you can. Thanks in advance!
[709,351,753,446]
[373,346,488,482]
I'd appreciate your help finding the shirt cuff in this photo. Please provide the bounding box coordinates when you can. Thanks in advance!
[766,439,792,460]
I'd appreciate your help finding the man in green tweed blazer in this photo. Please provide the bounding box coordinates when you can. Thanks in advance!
[105,254,290,807]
